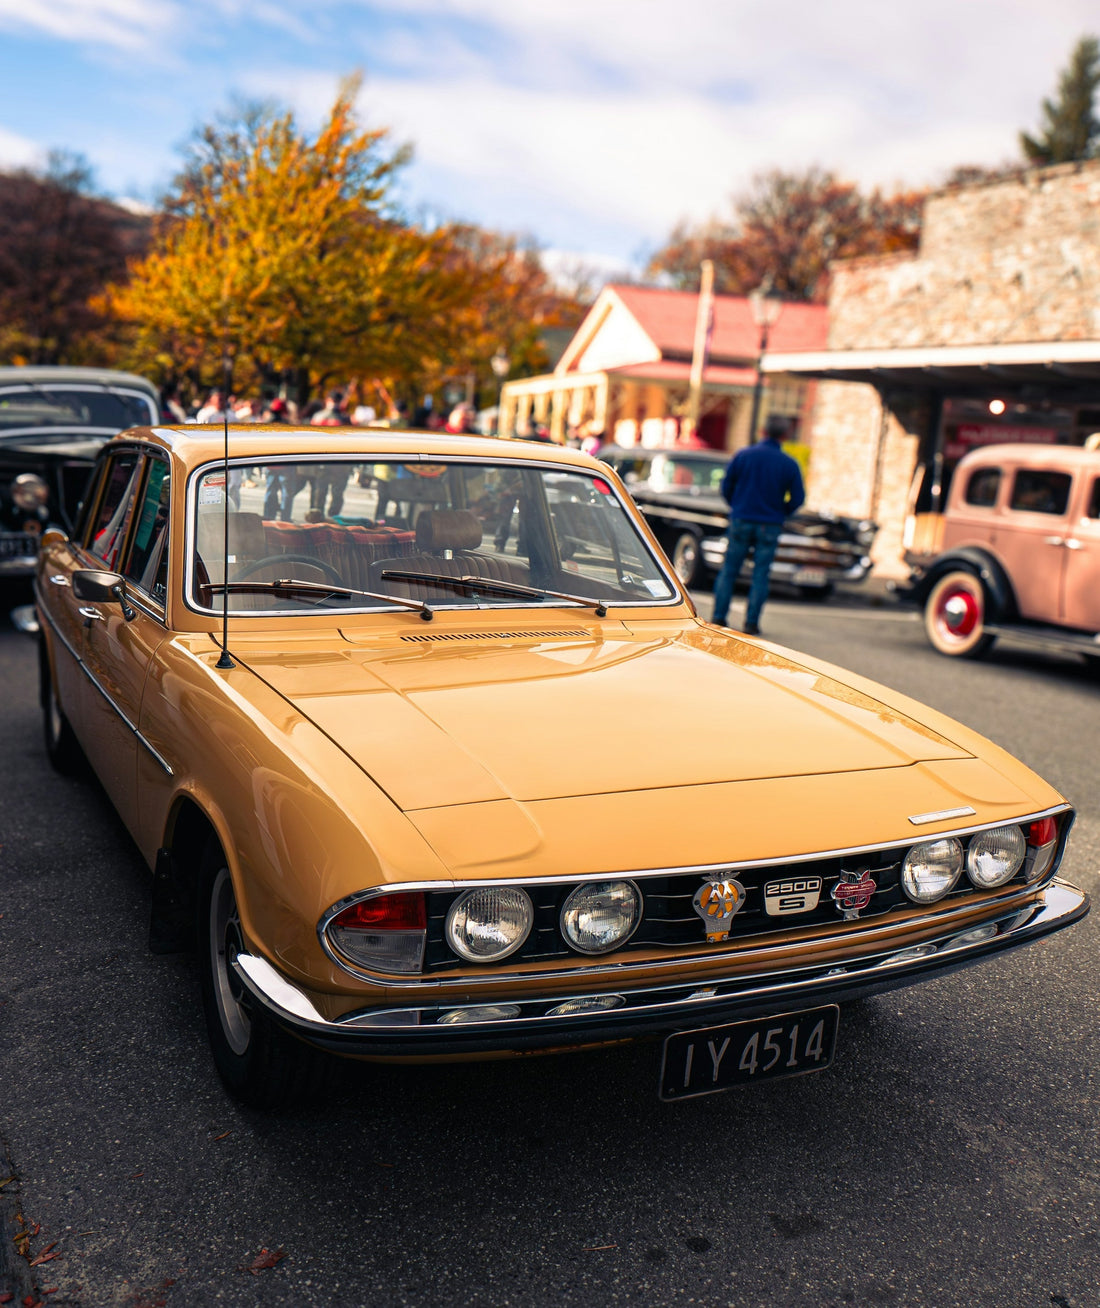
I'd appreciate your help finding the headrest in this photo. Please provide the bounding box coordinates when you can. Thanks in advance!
[196,510,266,559]
[415,509,482,552]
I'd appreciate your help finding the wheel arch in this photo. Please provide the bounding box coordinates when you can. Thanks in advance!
[917,548,1017,620]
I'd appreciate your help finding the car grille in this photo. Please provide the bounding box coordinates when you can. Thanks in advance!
[0,532,35,562]
[419,835,1028,973]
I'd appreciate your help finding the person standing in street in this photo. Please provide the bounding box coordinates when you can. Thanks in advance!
[711,413,805,635]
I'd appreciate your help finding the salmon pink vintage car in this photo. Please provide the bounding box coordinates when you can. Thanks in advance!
[35,426,1087,1107]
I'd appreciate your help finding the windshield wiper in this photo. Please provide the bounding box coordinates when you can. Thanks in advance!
[210,577,435,620]
[380,569,611,617]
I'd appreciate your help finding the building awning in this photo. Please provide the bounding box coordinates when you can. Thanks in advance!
[762,340,1100,399]
[606,360,758,389]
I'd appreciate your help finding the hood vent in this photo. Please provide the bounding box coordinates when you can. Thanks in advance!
[400,628,590,644]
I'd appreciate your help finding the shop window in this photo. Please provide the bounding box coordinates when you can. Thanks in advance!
[1008,469,1071,516]
[964,467,1001,507]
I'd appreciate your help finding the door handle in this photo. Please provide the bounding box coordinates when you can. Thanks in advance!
[49,574,70,586]
[1042,536,1065,546]
[78,606,104,624]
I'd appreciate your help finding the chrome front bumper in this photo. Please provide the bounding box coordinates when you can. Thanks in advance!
[233,880,1088,1059]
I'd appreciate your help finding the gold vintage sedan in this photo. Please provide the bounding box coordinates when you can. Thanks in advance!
[35,426,1086,1107]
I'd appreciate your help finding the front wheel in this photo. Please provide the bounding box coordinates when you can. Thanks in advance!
[39,635,83,774]
[670,531,703,587]
[924,570,995,658]
[198,843,331,1108]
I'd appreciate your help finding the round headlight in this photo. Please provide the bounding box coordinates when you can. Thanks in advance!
[445,886,533,963]
[966,825,1026,889]
[901,838,963,904]
[560,880,641,955]
[11,473,48,511]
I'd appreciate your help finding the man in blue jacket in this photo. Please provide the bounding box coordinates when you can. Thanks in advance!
[711,413,805,635]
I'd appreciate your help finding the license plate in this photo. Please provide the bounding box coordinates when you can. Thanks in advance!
[659,1005,838,1101]
[792,567,828,586]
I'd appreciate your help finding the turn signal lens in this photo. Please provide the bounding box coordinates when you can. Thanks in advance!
[327,891,427,974]
[560,880,641,954]
[901,838,963,904]
[437,1005,521,1024]
[966,825,1026,889]
[445,886,533,962]
[1026,816,1059,882]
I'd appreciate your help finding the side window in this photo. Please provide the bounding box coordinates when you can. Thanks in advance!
[964,467,1001,507]
[86,453,143,568]
[1087,478,1100,519]
[1008,469,1072,516]
[122,458,171,605]
[73,458,110,544]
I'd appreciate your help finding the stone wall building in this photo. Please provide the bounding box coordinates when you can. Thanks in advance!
[767,159,1100,576]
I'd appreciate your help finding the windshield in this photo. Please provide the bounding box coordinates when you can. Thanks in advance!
[0,386,155,434]
[190,458,678,614]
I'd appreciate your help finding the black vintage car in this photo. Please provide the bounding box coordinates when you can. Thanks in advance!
[0,367,159,578]
[598,445,877,596]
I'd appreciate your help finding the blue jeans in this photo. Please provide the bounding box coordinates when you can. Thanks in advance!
[711,519,783,628]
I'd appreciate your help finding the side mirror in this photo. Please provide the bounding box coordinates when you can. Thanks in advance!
[72,570,137,621]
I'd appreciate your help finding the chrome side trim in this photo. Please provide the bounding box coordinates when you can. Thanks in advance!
[316,802,1072,987]
[36,596,174,776]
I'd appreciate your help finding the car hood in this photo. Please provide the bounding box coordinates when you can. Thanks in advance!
[237,623,970,812]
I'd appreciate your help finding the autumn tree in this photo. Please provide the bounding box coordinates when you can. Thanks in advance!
[428,225,590,407]
[647,168,925,302]
[1020,35,1100,165]
[110,80,477,405]
[0,152,144,365]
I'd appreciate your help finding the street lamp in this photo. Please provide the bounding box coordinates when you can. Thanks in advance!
[747,277,784,444]
[490,349,511,436]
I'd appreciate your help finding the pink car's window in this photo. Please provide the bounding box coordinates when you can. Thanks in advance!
[964,467,1001,507]
[1087,478,1100,519]
[1008,469,1071,516]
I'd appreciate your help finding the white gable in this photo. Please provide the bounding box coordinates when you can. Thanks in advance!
[557,288,660,375]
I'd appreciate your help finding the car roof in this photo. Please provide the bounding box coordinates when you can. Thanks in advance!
[959,443,1100,470]
[113,425,610,474]
[0,366,158,396]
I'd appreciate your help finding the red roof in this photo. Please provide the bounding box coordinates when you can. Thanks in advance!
[608,284,827,361]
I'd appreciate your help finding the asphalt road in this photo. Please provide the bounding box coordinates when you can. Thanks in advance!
[2,586,1100,1308]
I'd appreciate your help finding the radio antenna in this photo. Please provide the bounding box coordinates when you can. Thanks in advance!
[215,343,235,670]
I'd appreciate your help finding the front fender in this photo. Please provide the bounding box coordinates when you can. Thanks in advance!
[913,548,1017,619]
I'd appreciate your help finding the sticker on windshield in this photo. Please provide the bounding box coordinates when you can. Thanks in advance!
[643,579,667,595]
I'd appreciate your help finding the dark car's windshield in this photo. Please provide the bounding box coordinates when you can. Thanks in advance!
[0,386,155,434]
[190,457,678,614]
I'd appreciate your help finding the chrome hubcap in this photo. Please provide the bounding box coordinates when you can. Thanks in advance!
[209,867,251,1055]
[938,588,978,637]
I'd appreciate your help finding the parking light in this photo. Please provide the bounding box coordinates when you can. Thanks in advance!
[1026,817,1059,882]
[326,891,427,974]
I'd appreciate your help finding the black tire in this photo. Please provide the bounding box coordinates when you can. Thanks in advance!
[39,635,84,775]
[198,840,331,1108]
[670,531,703,587]
[923,570,995,658]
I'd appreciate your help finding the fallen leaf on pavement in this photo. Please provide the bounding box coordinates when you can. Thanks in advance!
[211,1133,232,1142]
[239,1247,286,1275]
[0,1292,13,1303]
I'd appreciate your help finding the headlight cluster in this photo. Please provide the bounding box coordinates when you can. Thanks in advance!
[901,823,1042,904]
[444,878,641,964]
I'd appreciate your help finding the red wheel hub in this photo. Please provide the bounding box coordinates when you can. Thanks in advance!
[938,587,979,637]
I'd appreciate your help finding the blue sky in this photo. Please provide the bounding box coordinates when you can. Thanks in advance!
[0,1,1097,274]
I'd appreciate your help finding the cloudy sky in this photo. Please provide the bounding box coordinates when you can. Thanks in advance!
[0,0,1096,272]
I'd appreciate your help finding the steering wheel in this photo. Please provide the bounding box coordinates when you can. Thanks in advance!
[233,554,345,585]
